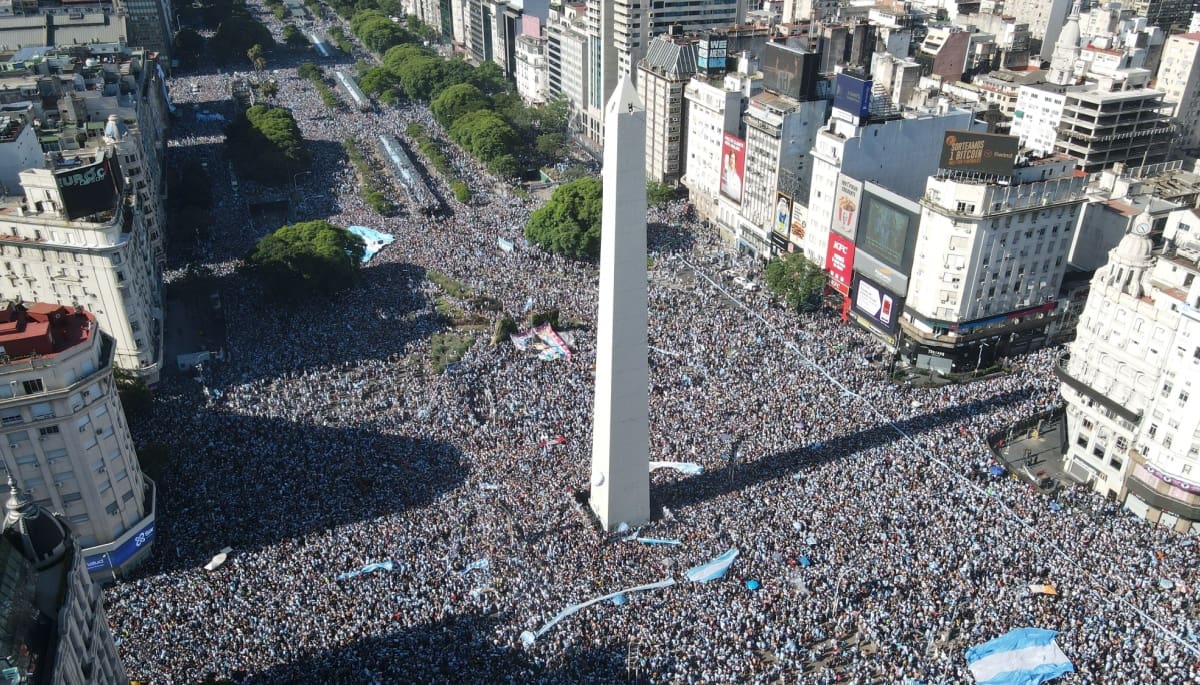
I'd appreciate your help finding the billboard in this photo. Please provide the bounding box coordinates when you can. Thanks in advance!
[831,175,862,239]
[55,155,123,221]
[762,42,818,100]
[720,133,745,204]
[857,189,918,272]
[938,130,1019,176]
[789,204,806,247]
[825,233,856,294]
[698,35,728,72]
[773,192,793,238]
[852,273,903,333]
[84,518,155,573]
[833,73,872,119]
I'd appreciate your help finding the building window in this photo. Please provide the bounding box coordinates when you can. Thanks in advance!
[1162,382,1173,398]
[38,426,59,437]
[1115,436,1128,451]
[1093,445,1106,459]
[1149,423,1158,438]
[22,379,43,395]
[1076,435,1089,448]
[1180,391,1190,406]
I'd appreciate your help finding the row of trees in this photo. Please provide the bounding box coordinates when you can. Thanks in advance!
[225,105,310,184]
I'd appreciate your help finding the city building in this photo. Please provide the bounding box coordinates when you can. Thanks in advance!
[576,0,748,149]
[515,23,550,104]
[636,28,697,185]
[0,302,155,576]
[1158,32,1200,153]
[1058,213,1200,532]
[545,2,591,139]
[803,72,978,272]
[681,63,757,222]
[0,480,128,682]
[1001,0,1071,60]
[0,47,167,381]
[1128,0,1192,32]
[120,0,176,56]
[898,151,1089,369]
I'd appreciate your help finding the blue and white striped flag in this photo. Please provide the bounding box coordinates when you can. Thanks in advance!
[686,548,739,583]
[966,628,1074,685]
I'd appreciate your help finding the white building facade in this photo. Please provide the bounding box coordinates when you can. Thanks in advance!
[515,32,550,105]
[681,73,751,222]
[0,303,154,575]
[1059,213,1200,532]
[1158,33,1200,153]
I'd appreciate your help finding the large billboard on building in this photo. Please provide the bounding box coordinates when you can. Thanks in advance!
[54,155,123,221]
[773,192,793,239]
[833,73,872,119]
[938,130,1019,176]
[832,175,862,239]
[852,273,903,333]
[84,517,155,573]
[857,188,919,273]
[720,133,746,204]
[762,42,818,100]
[825,232,856,295]
[698,34,729,73]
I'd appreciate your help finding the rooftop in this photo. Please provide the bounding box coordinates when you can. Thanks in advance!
[0,303,94,364]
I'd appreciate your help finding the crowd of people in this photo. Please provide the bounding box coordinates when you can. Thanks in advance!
[103,6,1200,684]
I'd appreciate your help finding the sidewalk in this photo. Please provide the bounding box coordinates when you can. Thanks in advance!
[991,412,1078,491]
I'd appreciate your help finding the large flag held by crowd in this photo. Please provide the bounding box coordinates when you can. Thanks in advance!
[965,628,1074,685]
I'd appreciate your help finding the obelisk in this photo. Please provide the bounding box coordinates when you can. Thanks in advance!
[590,75,650,531]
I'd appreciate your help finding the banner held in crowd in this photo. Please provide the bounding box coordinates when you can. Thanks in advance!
[686,548,739,583]
[965,628,1073,685]
[520,578,677,646]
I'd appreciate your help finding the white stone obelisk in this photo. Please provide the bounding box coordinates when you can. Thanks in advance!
[590,75,650,531]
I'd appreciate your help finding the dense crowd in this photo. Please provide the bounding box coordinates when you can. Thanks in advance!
[103,7,1200,684]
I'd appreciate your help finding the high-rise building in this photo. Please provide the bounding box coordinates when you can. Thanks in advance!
[681,68,756,222]
[900,153,1089,369]
[1002,0,1073,60]
[515,29,550,105]
[803,76,978,271]
[1057,211,1200,531]
[0,303,155,577]
[0,48,167,381]
[546,2,591,137]
[1129,0,1192,32]
[0,480,129,682]
[637,29,697,185]
[1158,33,1200,153]
[118,0,175,56]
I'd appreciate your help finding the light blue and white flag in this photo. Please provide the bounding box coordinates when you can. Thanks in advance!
[336,560,395,582]
[461,558,490,575]
[966,628,1074,685]
[686,548,739,583]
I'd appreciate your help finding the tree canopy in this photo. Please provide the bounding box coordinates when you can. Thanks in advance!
[225,105,310,184]
[524,178,603,259]
[448,109,517,163]
[764,253,827,311]
[646,180,680,208]
[282,24,309,48]
[247,220,365,298]
[210,6,273,63]
[431,83,490,129]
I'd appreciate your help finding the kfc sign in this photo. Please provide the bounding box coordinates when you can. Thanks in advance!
[825,233,856,294]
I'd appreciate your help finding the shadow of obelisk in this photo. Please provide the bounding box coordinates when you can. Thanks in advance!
[589,75,651,531]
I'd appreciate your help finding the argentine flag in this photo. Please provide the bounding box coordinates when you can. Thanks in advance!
[966,628,1074,685]
[686,548,739,583]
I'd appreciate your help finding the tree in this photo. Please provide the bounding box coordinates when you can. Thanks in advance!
[646,180,679,208]
[247,43,266,73]
[210,8,273,64]
[451,180,471,203]
[382,43,431,71]
[764,252,827,311]
[431,83,490,128]
[282,24,309,48]
[297,61,323,81]
[524,177,602,259]
[173,28,205,65]
[395,56,446,101]
[535,132,566,161]
[247,220,365,298]
[225,105,311,184]
[258,79,279,100]
[473,61,510,95]
[114,369,152,421]
[449,109,518,162]
[489,153,521,180]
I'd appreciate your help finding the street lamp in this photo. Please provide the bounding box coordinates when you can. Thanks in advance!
[976,341,990,374]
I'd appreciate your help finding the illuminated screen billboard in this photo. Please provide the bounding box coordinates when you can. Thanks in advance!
[857,189,918,272]
[773,192,793,238]
[720,133,746,204]
[852,273,903,333]
[762,42,818,100]
[938,130,1019,176]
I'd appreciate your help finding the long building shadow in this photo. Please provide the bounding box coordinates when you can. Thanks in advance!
[237,612,651,684]
[130,408,467,578]
[652,388,1039,514]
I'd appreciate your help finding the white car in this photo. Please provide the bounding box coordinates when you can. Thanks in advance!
[733,276,759,291]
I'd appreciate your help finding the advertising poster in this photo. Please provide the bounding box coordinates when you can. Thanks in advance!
[789,205,807,247]
[825,233,856,294]
[720,133,746,204]
[55,155,123,220]
[938,130,1019,176]
[832,175,862,239]
[832,73,872,119]
[852,274,903,333]
[773,192,793,238]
